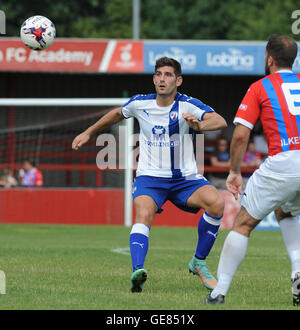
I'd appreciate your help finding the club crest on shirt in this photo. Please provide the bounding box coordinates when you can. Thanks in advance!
[169,111,178,121]
[152,125,166,140]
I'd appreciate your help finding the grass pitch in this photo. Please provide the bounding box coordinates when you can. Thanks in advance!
[0,223,296,310]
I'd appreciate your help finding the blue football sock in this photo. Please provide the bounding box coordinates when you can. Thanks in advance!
[129,223,150,271]
[195,212,222,259]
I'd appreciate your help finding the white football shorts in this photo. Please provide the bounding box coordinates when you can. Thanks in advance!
[241,151,300,220]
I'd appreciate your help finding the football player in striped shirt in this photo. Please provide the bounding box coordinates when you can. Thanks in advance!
[203,35,300,306]
[72,57,227,293]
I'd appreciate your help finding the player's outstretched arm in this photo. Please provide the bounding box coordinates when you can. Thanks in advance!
[182,112,227,131]
[72,107,124,150]
[226,123,251,199]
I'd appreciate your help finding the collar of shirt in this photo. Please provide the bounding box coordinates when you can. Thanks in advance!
[275,69,293,73]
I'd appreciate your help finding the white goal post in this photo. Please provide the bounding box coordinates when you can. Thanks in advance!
[0,98,133,227]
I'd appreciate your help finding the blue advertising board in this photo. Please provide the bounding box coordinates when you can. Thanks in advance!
[144,40,300,230]
[256,213,300,231]
[144,41,300,75]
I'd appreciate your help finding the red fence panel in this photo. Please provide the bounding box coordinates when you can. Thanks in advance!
[0,189,238,228]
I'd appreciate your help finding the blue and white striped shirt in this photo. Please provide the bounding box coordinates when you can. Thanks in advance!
[122,92,214,178]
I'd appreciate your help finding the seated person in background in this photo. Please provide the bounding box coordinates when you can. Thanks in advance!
[19,159,43,187]
[252,121,268,157]
[203,129,222,154]
[209,137,230,190]
[242,140,262,168]
[0,167,18,188]
[253,134,268,158]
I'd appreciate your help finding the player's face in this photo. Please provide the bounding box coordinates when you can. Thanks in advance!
[153,66,182,97]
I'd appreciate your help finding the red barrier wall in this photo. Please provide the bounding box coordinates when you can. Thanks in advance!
[0,189,124,225]
[0,189,239,228]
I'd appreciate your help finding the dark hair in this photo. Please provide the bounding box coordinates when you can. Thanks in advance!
[155,57,182,76]
[266,34,298,68]
[24,159,36,167]
[218,137,228,143]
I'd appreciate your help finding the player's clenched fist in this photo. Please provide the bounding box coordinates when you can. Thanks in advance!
[72,132,90,150]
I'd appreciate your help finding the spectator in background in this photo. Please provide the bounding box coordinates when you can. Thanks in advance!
[242,141,262,168]
[203,129,222,154]
[0,167,18,188]
[253,134,268,157]
[209,137,230,190]
[19,160,43,187]
[241,140,262,184]
[252,121,268,157]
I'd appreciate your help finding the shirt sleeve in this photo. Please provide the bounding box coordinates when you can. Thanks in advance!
[121,95,139,119]
[35,170,43,187]
[185,97,215,121]
[234,83,261,130]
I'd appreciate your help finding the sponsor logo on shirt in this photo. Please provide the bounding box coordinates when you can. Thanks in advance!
[152,125,166,140]
[281,136,300,146]
[239,103,248,111]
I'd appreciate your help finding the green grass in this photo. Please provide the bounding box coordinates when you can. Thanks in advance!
[0,223,296,310]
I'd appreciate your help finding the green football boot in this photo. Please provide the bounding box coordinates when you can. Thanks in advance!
[188,256,217,290]
[130,268,147,293]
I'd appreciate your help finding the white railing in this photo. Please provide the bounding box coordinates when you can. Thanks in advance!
[0,98,128,106]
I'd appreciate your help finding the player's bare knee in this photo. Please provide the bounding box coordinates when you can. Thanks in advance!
[232,222,253,237]
[232,207,260,237]
[206,194,224,218]
[135,208,155,226]
[232,213,254,236]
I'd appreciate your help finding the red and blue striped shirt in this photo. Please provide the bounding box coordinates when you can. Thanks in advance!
[234,70,300,156]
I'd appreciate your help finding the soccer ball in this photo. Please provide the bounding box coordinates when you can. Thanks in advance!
[20,16,56,51]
